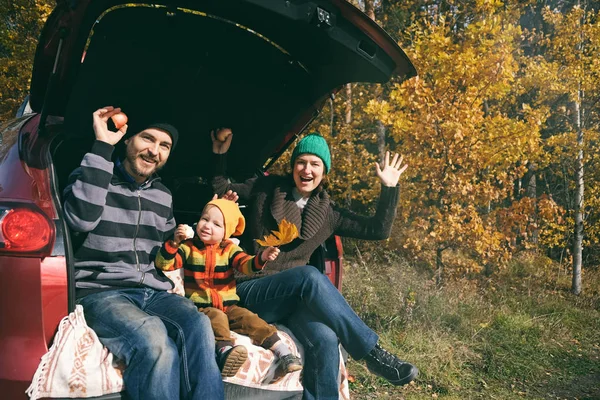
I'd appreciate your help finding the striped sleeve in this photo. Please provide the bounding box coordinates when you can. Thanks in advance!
[62,140,115,233]
[229,245,265,275]
[155,240,189,271]
[162,206,176,243]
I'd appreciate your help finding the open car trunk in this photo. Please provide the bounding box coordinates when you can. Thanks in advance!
[33,0,416,182]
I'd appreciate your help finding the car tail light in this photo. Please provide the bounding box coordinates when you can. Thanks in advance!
[0,203,55,257]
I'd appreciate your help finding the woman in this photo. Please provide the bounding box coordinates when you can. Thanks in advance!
[211,130,417,400]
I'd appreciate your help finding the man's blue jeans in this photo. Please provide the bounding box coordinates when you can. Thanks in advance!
[77,288,224,400]
[237,265,378,400]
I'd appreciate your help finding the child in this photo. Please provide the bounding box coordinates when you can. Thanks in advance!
[155,198,302,377]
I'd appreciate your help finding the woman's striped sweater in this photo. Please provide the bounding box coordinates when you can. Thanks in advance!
[62,140,176,298]
[155,238,265,310]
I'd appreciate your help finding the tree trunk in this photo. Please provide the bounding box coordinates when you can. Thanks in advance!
[513,161,522,199]
[436,246,444,287]
[364,0,387,161]
[365,0,375,19]
[572,99,583,295]
[343,0,356,207]
[343,82,352,207]
[344,84,352,124]
[329,97,335,137]
[376,119,386,162]
[526,163,537,198]
[526,163,539,244]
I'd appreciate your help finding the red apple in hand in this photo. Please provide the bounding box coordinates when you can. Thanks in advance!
[111,112,128,130]
[215,128,232,142]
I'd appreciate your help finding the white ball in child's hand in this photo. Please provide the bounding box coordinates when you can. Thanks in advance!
[183,224,195,239]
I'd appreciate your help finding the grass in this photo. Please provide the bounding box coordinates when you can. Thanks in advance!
[341,250,600,400]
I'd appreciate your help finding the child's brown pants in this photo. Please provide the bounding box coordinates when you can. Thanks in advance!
[200,305,279,349]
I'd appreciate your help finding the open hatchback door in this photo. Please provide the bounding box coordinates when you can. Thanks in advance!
[30,0,416,179]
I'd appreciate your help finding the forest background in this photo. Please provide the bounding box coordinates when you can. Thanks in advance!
[1,0,599,398]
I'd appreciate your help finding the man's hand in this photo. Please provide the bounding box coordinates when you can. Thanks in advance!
[375,151,408,187]
[261,246,280,263]
[93,106,128,145]
[211,128,233,154]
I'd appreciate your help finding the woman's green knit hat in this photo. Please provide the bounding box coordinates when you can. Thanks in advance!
[290,133,331,173]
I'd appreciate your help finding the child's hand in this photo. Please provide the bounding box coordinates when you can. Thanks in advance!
[261,246,280,263]
[172,224,189,246]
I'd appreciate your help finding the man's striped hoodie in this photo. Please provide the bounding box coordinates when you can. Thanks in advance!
[63,140,176,298]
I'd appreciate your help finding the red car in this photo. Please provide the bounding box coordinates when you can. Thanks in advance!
[0,0,416,399]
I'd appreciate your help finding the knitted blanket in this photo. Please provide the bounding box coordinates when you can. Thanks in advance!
[26,307,350,399]
[25,305,125,400]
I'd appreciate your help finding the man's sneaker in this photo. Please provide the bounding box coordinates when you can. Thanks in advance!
[279,354,303,373]
[218,345,248,378]
[364,343,418,386]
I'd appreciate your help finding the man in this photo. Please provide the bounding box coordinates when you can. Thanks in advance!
[63,106,224,400]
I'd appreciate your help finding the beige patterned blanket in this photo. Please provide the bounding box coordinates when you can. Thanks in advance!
[26,306,350,400]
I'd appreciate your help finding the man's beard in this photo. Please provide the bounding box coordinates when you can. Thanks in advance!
[126,148,165,179]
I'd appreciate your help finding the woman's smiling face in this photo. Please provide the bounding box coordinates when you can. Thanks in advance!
[292,154,325,197]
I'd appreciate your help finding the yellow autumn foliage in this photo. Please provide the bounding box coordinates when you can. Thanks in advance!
[0,0,53,120]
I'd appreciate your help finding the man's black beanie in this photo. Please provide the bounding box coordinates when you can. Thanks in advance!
[125,122,179,150]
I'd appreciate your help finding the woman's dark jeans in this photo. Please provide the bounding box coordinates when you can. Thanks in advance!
[236,266,378,400]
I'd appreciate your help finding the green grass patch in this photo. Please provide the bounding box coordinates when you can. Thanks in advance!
[342,251,600,399]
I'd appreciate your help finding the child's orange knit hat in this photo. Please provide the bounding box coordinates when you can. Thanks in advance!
[204,199,245,239]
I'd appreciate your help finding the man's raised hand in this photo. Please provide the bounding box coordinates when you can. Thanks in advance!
[93,106,128,145]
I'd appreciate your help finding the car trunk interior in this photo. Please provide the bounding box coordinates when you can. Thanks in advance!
[62,6,320,175]
[48,5,312,222]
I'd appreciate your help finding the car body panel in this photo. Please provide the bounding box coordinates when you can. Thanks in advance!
[324,235,343,289]
[0,116,69,400]
[0,257,51,393]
